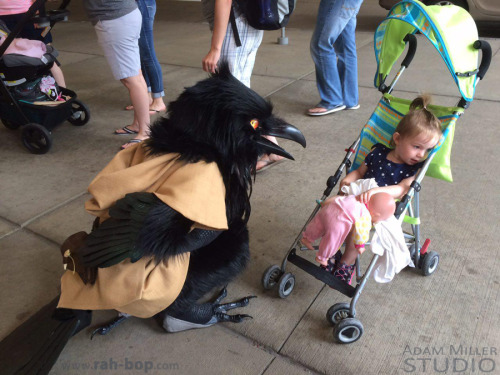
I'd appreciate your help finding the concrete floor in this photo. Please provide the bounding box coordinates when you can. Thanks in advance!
[0,1,499,374]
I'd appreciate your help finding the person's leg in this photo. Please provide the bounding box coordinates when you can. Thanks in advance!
[219,16,280,169]
[339,229,358,265]
[137,0,166,112]
[93,9,150,144]
[50,63,66,87]
[308,0,362,113]
[334,4,361,108]
[120,73,150,140]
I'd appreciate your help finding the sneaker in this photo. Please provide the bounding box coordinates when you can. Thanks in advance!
[307,104,346,116]
[345,104,360,110]
[333,262,356,285]
[319,250,342,273]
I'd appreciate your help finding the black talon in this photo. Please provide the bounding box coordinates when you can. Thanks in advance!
[90,315,128,339]
[213,286,228,304]
[216,313,253,323]
[215,295,257,312]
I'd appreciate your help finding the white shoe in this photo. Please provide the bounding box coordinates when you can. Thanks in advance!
[346,104,360,110]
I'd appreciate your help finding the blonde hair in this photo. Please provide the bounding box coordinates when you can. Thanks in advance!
[390,94,442,147]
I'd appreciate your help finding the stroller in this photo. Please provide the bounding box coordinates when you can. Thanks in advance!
[0,0,89,154]
[262,0,491,344]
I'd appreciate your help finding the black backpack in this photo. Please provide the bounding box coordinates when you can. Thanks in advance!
[231,0,296,46]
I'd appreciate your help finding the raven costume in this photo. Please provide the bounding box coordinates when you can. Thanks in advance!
[0,64,305,374]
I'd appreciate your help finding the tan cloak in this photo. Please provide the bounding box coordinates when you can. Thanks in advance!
[58,144,227,318]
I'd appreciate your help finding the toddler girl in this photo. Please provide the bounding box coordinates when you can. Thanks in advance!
[310,95,442,283]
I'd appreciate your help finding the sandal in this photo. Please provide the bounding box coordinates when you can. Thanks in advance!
[120,138,143,150]
[114,126,138,135]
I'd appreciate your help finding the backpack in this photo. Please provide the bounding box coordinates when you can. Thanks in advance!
[231,0,296,46]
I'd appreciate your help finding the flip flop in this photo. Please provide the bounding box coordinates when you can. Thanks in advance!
[120,138,143,150]
[256,158,285,173]
[124,104,134,111]
[114,126,138,135]
[307,104,346,116]
[149,108,166,115]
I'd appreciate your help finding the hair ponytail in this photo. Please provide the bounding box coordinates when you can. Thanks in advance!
[409,94,432,111]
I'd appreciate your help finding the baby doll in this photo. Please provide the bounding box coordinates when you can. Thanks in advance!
[301,192,395,275]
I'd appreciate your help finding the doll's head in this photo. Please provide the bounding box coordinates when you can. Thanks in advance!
[367,192,395,223]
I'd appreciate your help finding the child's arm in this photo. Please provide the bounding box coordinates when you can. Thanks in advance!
[339,164,368,191]
[356,175,415,204]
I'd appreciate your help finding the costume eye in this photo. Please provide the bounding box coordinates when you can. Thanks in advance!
[250,119,259,130]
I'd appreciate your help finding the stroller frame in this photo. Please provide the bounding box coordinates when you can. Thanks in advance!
[262,24,491,343]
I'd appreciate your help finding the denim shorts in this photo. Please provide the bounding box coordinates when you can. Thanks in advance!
[94,8,141,80]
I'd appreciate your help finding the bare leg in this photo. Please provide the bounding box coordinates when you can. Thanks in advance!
[119,73,150,147]
[50,64,66,88]
[339,230,357,265]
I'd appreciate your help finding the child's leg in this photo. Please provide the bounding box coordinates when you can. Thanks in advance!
[334,229,359,285]
[339,229,357,265]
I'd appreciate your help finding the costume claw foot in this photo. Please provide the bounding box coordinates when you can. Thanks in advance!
[90,314,129,339]
[163,287,256,333]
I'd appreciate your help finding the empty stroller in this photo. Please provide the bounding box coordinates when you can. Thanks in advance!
[0,0,89,154]
[262,0,491,344]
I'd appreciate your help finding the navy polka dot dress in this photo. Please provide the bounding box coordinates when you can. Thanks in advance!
[364,144,423,187]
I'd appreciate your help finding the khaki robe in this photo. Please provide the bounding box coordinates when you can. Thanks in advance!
[58,144,227,318]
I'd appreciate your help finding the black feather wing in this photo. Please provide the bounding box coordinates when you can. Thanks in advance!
[77,192,194,269]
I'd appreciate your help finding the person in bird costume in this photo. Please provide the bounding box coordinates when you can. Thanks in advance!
[0,63,306,374]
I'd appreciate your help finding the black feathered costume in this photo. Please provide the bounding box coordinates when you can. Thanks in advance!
[0,64,305,374]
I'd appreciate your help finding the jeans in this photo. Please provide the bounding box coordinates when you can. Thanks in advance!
[137,0,164,98]
[310,0,363,108]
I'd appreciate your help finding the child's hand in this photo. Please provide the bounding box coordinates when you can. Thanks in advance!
[339,178,349,190]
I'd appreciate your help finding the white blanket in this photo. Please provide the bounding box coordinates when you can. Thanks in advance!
[371,217,414,283]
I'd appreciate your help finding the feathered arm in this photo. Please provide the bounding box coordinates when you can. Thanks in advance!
[73,192,221,284]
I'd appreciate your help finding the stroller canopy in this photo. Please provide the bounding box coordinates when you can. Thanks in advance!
[374,0,479,101]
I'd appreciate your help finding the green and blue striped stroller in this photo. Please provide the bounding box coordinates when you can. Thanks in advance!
[262,0,491,344]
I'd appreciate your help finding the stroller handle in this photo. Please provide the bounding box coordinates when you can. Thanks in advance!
[401,34,417,69]
[474,40,492,81]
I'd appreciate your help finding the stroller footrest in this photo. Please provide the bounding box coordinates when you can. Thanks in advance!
[287,252,356,298]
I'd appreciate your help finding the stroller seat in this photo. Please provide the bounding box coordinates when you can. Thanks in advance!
[0,44,58,83]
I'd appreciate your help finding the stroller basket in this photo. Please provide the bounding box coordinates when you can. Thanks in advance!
[0,87,77,127]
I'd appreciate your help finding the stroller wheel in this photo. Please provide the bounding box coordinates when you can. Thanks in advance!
[333,318,364,344]
[2,119,21,130]
[21,123,52,154]
[326,303,351,326]
[421,250,439,276]
[278,273,295,299]
[262,264,282,290]
[68,99,90,126]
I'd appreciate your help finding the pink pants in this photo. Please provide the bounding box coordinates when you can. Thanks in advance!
[302,196,361,263]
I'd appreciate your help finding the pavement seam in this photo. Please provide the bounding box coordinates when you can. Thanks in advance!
[0,192,88,242]
[218,324,324,375]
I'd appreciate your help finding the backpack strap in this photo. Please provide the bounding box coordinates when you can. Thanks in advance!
[230,5,242,47]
